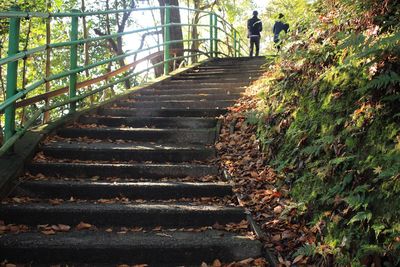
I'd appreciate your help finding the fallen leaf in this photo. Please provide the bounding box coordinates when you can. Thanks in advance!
[292,254,304,264]
[41,229,56,235]
[238,258,254,265]
[212,259,222,267]
[76,222,92,230]
[58,224,71,232]
[273,206,283,214]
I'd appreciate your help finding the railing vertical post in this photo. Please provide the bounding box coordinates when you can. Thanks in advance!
[209,12,214,58]
[233,30,237,57]
[164,4,171,76]
[4,6,21,144]
[213,13,218,57]
[69,10,79,112]
[238,41,242,57]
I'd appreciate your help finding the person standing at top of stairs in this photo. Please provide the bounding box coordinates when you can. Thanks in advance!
[247,10,263,57]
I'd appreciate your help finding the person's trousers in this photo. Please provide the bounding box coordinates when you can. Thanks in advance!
[249,36,260,57]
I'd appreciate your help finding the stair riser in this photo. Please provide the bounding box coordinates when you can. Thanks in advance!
[198,65,265,70]
[42,148,215,162]
[16,183,233,200]
[28,164,219,179]
[170,77,258,82]
[78,117,217,129]
[156,82,250,89]
[182,70,265,75]
[115,101,235,109]
[0,206,245,227]
[129,94,241,101]
[136,88,245,95]
[98,108,227,118]
[57,128,216,145]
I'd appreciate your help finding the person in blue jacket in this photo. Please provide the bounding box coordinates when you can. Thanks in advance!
[247,11,263,57]
[273,13,289,51]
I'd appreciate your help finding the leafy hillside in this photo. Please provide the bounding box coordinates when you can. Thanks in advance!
[251,0,399,265]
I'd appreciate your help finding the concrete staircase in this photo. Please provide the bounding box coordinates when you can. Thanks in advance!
[0,57,266,266]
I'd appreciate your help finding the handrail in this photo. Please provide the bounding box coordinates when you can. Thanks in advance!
[0,5,249,156]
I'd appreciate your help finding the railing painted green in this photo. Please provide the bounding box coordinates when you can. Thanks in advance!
[0,5,248,156]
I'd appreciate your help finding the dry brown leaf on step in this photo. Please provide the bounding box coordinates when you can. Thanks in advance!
[273,206,283,214]
[215,142,224,150]
[152,226,162,231]
[57,224,71,232]
[212,259,222,267]
[49,198,63,205]
[238,257,254,265]
[76,222,92,230]
[253,257,268,266]
[292,254,305,264]
[41,229,56,235]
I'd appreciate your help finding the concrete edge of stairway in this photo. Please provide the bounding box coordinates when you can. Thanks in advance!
[215,107,278,266]
[0,59,212,198]
[222,170,279,266]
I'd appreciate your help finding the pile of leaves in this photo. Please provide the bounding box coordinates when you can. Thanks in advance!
[239,0,399,266]
[217,94,318,266]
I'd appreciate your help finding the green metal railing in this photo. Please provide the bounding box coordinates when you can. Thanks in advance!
[0,5,248,156]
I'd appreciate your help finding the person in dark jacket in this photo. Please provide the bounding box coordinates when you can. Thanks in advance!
[247,10,262,57]
[272,13,289,51]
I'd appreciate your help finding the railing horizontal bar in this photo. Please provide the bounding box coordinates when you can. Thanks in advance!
[0,45,47,66]
[0,5,212,18]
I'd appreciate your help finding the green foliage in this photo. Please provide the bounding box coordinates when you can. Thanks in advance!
[249,0,400,265]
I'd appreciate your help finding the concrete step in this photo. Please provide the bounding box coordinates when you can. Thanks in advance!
[15,180,233,200]
[157,81,251,88]
[195,66,265,71]
[0,203,244,227]
[98,107,228,118]
[78,116,217,129]
[41,142,215,162]
[28,162,219,179]
[183,69,265,76]
[170,76,258,82]
[129,93,242,101]
[115,100,235,109]
[0,230,262,265]
[56,127,216,145]
[136,87,245,95]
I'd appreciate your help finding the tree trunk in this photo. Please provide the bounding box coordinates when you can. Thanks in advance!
[151,0,184,77]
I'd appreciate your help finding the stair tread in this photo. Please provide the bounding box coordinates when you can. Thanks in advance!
[42,142,211,150]
[0,202,240,210]
[0,230,262,264]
